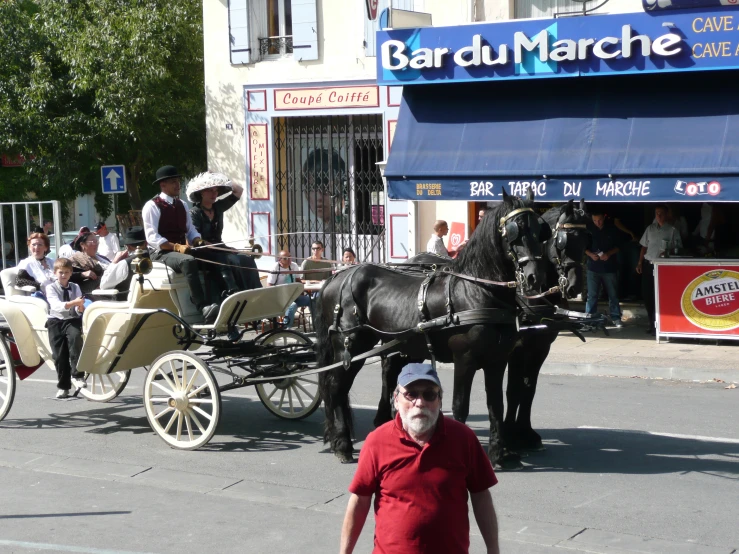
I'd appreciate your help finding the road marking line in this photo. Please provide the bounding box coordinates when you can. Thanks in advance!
[578,426,739,444]
[0,540,157,554]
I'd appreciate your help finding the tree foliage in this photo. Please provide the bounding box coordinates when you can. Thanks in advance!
[0,0,206,209]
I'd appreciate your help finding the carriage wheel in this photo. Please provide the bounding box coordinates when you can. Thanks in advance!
[144,351,221,450]
[255,330,321,420]
[0,338,17,422]
[79,370,131,402]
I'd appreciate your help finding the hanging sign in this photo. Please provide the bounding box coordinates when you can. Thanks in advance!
[366,0,379,20]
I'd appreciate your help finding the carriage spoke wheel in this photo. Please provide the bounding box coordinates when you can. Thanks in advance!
[0,338,17,422]
[80,370,131,402]
[255,330,320,420]
[144,351,221,450]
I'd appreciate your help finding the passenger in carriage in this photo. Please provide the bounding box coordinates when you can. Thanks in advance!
[69,232,129,296]
[266,250,310,329]
[187,172,262,293]
[142,165,219,324]
[45,258,87,399]
[16,232,55,297]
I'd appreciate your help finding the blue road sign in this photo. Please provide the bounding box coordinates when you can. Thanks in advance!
[101,165,127,194]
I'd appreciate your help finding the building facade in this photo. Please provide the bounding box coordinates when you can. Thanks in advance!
[203,0,642,262]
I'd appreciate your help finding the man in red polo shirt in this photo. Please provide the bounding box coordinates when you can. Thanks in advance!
[340,363,500,554]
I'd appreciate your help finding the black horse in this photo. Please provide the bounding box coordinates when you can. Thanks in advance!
[371,199,591,468]
[315,191,550,464]
[500,199,591,457]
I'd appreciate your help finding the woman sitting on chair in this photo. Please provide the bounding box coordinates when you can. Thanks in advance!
[16,232,55,297]
[69,232,129,296]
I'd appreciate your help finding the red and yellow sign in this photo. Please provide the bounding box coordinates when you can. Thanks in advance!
[248,124,269,200]
[274,86,379,111]
[657,263,739,336]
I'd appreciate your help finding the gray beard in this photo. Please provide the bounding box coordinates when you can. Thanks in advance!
[401,406,440,436]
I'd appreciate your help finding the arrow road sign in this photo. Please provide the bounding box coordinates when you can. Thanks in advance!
[101,165,127,194]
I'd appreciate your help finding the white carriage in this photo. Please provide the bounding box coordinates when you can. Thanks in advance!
[0,259,321,450]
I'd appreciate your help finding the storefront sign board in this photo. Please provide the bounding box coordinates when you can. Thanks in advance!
[248,124,269,200]
[390,175,738,202]
[655,260,739,340]
[274,86,379,110]
[376,7,739,85]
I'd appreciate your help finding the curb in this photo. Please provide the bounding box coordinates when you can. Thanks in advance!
[541,361,739,384]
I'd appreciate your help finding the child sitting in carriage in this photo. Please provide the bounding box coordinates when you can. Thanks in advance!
[44,258,88,398]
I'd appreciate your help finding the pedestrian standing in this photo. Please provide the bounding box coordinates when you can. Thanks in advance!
[585,210,623,327]
[426,220,450,257]
[637,205,682,334]
[94,222,121,261]
[340,363,500,554]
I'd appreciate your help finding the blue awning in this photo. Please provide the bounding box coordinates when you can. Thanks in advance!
[385,71,739,202]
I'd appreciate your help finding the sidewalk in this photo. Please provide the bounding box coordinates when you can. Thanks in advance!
[544,312,739,383]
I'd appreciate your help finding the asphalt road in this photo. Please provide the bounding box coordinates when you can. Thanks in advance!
[0,359,737,554]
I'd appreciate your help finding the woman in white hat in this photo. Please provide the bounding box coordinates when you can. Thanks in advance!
[187,172,262,292]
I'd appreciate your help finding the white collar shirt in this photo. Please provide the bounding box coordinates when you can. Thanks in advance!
[639,220,682,261]
[97,233,120,260]
[426,234,449,258]
[142,192,200,249]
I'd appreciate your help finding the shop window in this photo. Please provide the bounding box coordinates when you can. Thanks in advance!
[228,0,318,64]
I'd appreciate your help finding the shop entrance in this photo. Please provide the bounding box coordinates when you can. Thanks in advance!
[273,115,385,263]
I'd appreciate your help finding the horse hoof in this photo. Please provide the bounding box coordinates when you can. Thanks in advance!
[335,451,355,464]
[495,457,524,471]
[521,443,546,452]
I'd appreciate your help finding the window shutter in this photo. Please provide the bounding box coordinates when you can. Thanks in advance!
[228,0,252,64]
[291,0,319,61]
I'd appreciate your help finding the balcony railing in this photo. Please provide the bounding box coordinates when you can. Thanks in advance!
[259,35,293,58]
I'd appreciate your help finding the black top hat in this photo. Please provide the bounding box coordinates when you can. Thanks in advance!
[122,226,146,246]
[153,165,181,185]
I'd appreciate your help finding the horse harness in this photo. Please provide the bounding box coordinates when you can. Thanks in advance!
[550,210,588,292]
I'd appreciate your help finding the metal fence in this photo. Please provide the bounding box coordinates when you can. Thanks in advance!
[273,114,386,263]
[1,200,63,269]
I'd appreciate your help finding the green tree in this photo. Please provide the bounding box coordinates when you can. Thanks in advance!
[0,0,206,210]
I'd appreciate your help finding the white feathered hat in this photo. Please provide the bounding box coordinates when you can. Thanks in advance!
[186,171,233,203]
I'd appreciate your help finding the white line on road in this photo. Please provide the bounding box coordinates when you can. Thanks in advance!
[579,425,739,444]
[0,539,157,554]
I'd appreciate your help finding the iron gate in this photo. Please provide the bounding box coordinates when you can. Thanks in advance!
[273,115,385,264]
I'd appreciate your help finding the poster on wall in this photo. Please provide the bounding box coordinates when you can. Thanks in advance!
[656,263,739,340]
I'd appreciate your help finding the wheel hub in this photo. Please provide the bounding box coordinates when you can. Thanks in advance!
[168,393,189,411]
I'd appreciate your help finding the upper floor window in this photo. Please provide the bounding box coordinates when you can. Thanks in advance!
[263,0,293,58]
[514,0,589,19]
[229,0,318,64]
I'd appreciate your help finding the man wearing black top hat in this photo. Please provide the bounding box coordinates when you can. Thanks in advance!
[141,166,219,323]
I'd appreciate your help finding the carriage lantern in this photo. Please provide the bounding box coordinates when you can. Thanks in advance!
[130,247,153,282]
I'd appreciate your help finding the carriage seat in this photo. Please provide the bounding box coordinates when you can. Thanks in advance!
[191,283,304,333]
[141,262,209,324]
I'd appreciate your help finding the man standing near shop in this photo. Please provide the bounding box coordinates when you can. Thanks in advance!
[340,363,500,554]
[95,222,121,261]
[426,220,450,257]
[585,210,623,328]
[637,204,682,335]
[142,165,219,324]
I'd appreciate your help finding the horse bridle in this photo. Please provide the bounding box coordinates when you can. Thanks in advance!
[551,211,588,293]
[499,207,546,285]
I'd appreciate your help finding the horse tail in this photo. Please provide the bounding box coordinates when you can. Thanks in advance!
[314,285,337,444]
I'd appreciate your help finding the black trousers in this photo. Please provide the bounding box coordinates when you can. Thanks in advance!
[151,250,209,309]
[46,318,83,390]
[641,260,656,330]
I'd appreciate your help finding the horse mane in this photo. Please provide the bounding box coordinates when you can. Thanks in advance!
[453,197,527,280]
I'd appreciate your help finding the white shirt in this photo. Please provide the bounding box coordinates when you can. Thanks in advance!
[426,234,449,257]
[45,281,83,320]
[640,220,682,262]
[17,256,55,288]
[266,262,301,286]
[694,202,715,241]
[97,233,120,260]
[142,192,200,249]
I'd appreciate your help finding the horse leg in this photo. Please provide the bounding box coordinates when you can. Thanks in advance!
[503,343,524,449]
[374,355,404,427]
[450,352,478,424]
[509,332,556,451]
[483,359,523,470]
[319,332,375,463]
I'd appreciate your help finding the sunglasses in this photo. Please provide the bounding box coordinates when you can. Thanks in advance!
[399,389,440,402]
[311,246,322,250]
[279,257,290,261]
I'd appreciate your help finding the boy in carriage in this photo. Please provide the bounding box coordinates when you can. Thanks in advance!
[44,258,87,398]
